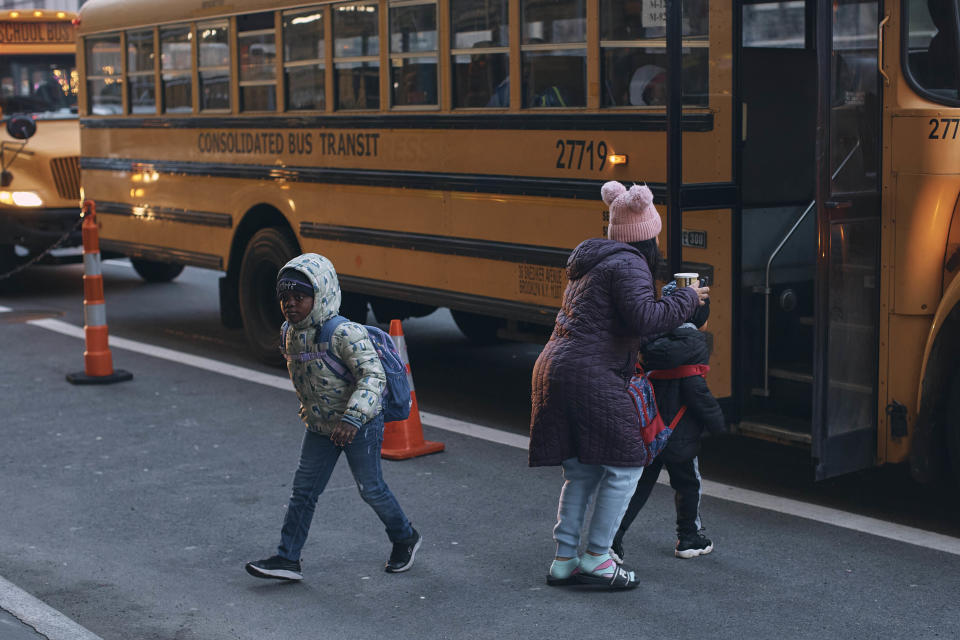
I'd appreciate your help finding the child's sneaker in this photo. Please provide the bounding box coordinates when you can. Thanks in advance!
[675,531,713,558]
[385,528,421,573]
[245,555,303,581]
[610,531,625,563]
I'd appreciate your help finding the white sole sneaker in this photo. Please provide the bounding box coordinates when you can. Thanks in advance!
[675,543,713,559]
[385,535,422,573]
[245,563,303,581]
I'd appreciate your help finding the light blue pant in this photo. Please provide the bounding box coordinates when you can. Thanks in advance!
[554,457,644,557]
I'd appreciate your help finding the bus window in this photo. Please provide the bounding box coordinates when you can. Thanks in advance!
[283,8,325,110]
[831,0,879,193]
[126,29,155,114]
[599,0,709,107]
[450,0,509,108]
[390,1,438,107]
[160,26,192,113]
[85,35,121,115]
[742,0,806,48]
[238,13,276,112]
[334,2,380,109]
[521,0,586,107]
[198,21,230,111]
[904,0,960,104]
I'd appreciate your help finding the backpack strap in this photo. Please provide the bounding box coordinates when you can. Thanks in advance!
[315,315,355,382]
[647,364,710,380]
[667,405,687,431]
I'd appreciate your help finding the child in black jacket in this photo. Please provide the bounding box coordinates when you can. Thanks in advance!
[612,282,726,560]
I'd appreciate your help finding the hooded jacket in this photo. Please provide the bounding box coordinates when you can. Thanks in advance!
[279,254,386,434]
[641,326,726,462]
[529,238,699,467]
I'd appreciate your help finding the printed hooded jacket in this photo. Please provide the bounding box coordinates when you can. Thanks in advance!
[279,253,385,434]
[529,238,699,467]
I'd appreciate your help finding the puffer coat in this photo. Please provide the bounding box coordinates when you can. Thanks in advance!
[279,253,386,434]
[641,327,726,463]
[529,238,699,467]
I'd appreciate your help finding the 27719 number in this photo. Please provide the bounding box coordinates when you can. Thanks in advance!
[929,118,960,139]
[555,139,609,170]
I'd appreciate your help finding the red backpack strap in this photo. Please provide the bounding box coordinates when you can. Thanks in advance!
[667,406,687,430]
[647,364,710,380]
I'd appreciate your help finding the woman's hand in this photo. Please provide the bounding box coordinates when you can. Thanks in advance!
[689,284,710,306]
[330,422,359,447]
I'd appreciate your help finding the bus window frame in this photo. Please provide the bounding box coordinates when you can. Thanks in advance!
[237,24,278,113]
[389,0,440,109]
[126,28,157,116]
[159,24,194,115]
[85,33,123,116]
[332,0,381,111]
[519,0,588,109]
[197,19,231,113]
[282,5,326,112]
[899,0,960,107]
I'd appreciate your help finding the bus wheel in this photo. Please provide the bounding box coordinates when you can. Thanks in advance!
[948,375,960,491]
[130,258,185,283]
[239,228,298,366]
[451,309,505,345]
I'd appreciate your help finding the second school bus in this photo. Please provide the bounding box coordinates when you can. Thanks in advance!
[76,0,960,488]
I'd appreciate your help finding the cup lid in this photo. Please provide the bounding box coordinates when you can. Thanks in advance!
[674,272,699,278]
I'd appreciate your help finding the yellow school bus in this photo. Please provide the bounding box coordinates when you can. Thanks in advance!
[76,0,960,486]
[0,9,80,275]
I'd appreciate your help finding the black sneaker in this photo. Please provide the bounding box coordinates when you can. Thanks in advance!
[245,555,303,581]
[610,531,625,564]
[675,532,713,559]
[385,528,421,573]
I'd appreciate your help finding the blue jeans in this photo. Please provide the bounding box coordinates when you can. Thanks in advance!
[278,414,414,562]
[554,457,644,558]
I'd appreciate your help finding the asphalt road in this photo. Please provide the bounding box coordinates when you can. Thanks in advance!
[1,262,959,640]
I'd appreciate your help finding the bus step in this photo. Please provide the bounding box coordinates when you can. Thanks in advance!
[735,420,812,447]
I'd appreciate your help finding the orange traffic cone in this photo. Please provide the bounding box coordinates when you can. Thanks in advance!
[381,319,444,460]
[66,201,132,385]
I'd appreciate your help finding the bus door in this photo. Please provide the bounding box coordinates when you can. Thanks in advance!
[812,0,883,478]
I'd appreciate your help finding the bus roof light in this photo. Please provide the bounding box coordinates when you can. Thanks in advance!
[33,10,43,17]
[9,11,18,18]
[608,154,628,166]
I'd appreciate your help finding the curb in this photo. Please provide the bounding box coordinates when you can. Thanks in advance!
[0,575,105,640]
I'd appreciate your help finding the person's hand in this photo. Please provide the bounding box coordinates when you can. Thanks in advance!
[330,422,359,447]
[689,284,710,306]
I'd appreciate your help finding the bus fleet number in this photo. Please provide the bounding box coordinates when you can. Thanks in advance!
[555,139,608,170]
[928,118,960,140]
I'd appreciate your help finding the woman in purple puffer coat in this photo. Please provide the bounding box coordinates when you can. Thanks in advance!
[529,181,709,589]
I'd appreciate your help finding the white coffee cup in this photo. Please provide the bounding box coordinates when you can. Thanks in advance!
[674,272,700,289]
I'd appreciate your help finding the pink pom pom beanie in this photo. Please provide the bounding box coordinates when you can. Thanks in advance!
[601,181,661,243]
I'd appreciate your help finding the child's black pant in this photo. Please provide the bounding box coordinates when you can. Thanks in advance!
[617,454,703,539]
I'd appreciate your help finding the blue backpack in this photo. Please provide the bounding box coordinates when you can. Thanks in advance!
[281,315,412,423]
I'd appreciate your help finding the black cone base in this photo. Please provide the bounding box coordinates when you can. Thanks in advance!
[66,369,133,385]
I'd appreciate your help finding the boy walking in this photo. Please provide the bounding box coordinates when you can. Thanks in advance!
[245,253,421,581]
[612,282,725,561]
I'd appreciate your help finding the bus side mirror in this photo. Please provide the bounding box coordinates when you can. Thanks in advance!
[6,115,36,140]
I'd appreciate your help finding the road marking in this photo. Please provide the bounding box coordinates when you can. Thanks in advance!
[0,305,11,312]
[0,575,105,640]
[23,316,960,557]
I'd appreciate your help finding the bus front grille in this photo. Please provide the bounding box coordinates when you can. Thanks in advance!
[50,156,81,201]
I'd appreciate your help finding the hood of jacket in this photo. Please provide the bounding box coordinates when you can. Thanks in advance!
[566,237,642,280]
[278,253,341,330]
[641,326,710,370]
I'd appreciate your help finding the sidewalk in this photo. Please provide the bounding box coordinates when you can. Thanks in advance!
[0,576,104,640]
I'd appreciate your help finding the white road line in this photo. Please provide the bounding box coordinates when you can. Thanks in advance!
[0,305,11,312]
[0,575,104,640]
[22,315,960,557]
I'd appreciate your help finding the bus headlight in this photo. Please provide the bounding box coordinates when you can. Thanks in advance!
[0,191,44,207]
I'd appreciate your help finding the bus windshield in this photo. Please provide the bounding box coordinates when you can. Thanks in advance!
[904,0,960,105]
[0,54,77,119]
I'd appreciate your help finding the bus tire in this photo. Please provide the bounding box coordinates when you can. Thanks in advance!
[239,227,298,366]
[130,258,184,283]
[451,309,505,345]
[948,374,960,491]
